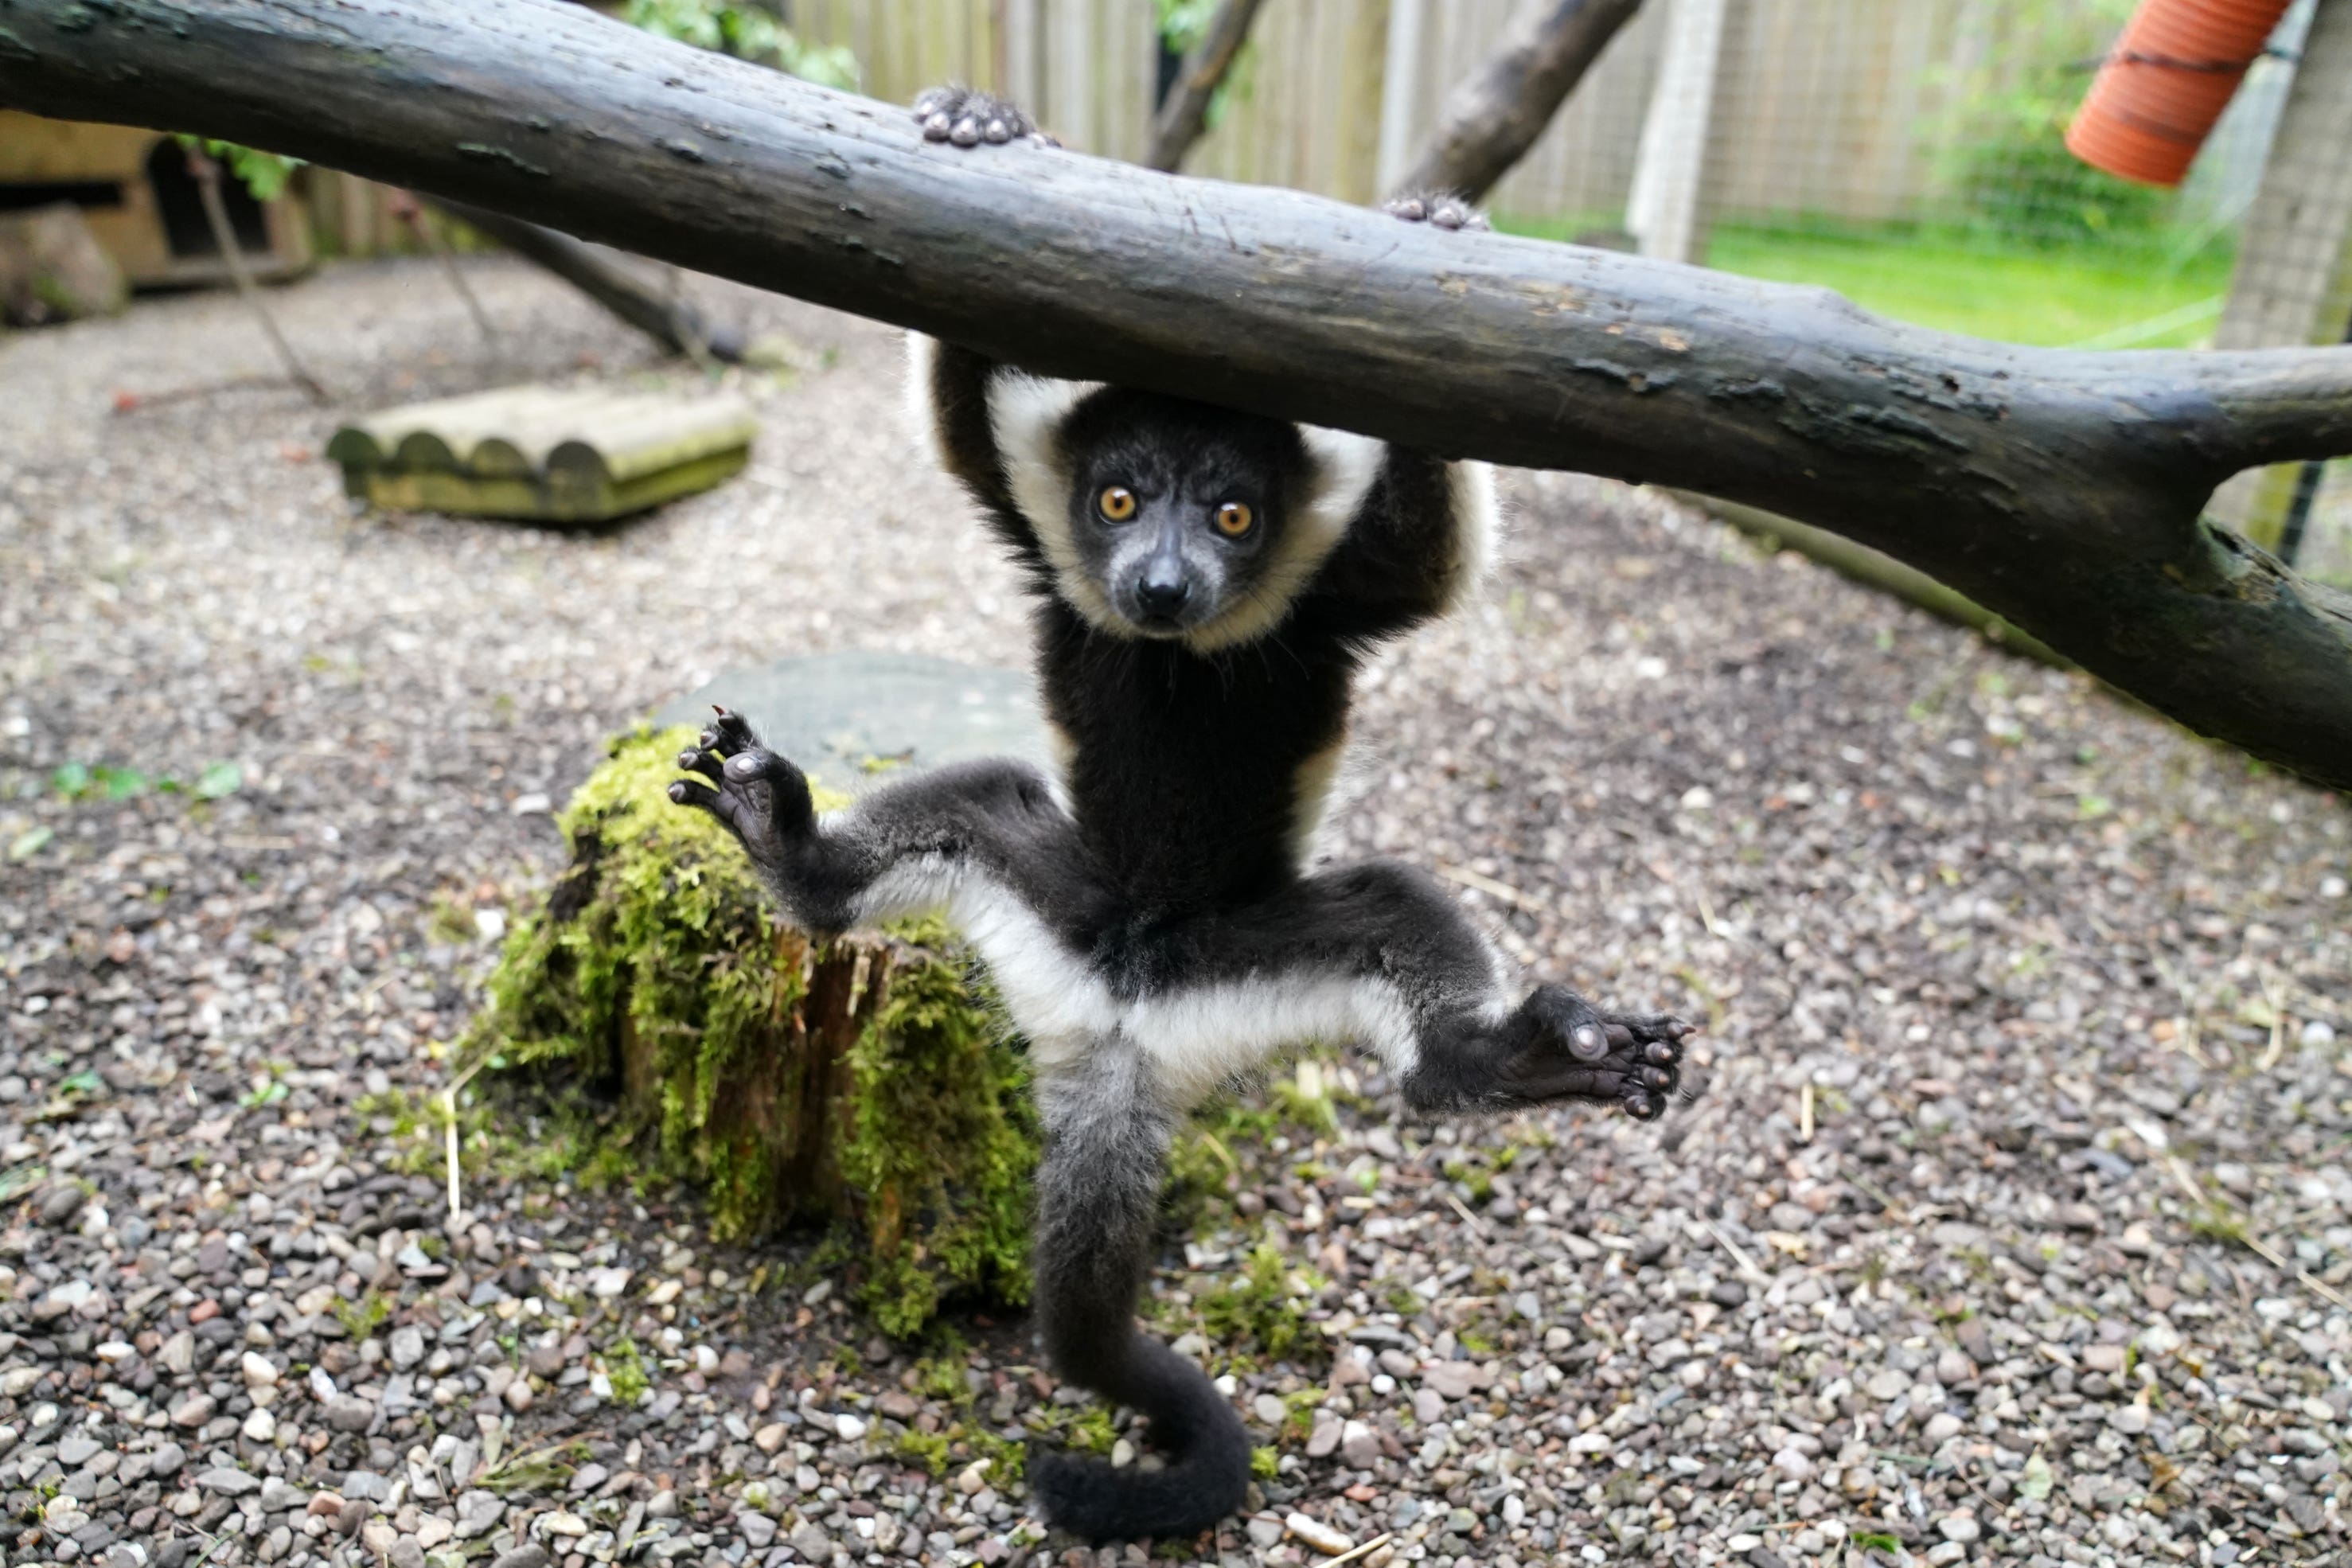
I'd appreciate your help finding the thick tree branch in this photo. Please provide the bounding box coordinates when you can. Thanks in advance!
[3,0,2350,786]
[1393,0,1645,202]
[1145,0,1270,174]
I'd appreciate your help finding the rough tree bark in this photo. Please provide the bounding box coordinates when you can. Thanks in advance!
[3,0,2350,787]
[1392,0,1647,202]
[429,200,751,365]
[1144,0,1271,174]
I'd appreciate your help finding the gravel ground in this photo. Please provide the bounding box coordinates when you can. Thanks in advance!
[1,257,2348,1568]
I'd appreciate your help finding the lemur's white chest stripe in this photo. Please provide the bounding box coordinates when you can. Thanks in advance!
[849,848,1424,1105]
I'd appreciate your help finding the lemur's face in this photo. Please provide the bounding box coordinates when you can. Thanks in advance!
[1056,392,1304,639]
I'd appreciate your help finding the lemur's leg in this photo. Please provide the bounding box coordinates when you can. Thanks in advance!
[1024,1043,1252,1543]
[668,708,1077,937]
[1151,860,1694,1118]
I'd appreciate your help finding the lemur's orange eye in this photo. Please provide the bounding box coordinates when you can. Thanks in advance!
[1098,486,1137,522]
[1214,501,1254,537]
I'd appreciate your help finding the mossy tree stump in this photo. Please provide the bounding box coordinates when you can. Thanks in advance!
[470,727,1036,1336]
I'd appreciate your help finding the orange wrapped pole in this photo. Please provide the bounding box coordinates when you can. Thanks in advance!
[2066,0,2295,187]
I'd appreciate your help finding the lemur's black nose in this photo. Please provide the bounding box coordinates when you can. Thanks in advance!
[1135,571,1190,617]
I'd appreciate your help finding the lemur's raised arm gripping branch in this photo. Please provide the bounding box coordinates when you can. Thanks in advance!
[6,0,2352,786]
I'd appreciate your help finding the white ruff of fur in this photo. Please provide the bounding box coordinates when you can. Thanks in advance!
[990,376,1125,633]
[846,849,1429,1105]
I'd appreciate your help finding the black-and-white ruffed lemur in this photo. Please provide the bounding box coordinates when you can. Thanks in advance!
[673,86,1696,1545]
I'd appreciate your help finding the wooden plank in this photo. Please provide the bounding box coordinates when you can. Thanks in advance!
[327,383,758,522]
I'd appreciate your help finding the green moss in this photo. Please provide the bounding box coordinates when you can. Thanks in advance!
[334,1291,392,1343]
[602,1337,652,1406]
[1250,1446,1280,1480]
[839,922,1036,1337]
[894,1427,953,1476]
[1197,1244,1324,1364]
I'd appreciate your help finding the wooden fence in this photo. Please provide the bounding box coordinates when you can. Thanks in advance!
[782,0,2178,229]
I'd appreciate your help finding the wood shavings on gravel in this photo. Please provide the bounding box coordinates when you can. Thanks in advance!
[1,256,2347,1568]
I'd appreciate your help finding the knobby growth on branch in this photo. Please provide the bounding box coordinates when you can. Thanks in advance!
[2,0,2349,786]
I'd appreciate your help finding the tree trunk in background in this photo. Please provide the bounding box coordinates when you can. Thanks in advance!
[6,0,2352,787]
[1144,0,1273,174]
[431,200,751,365]
[1391,0,1647,202]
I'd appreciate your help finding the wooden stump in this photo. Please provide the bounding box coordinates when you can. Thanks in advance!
[470,727,1036,1336]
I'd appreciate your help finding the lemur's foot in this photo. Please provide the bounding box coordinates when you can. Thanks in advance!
[668,707,817,865]
[1502,986,1695,1120]
[913,85,1058,149]
[1383,189,1489,231]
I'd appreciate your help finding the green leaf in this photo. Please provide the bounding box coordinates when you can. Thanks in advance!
[2019,1452,2054,1500]
[49,763,90,799]
[6,827,52,862]
[96,766,148,801]
[196,763,244,801]
[239,1080,290,1110]
[56,1071,105,1100]
[0,1164,47,1202]
[172,134,306,202]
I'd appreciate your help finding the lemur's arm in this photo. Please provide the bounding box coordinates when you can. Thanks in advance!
[669,708,1069,936]
[1297,193,1500,645]
[907,336,1050,571]
[1298,447,1500,642]
[905,88,1069,576]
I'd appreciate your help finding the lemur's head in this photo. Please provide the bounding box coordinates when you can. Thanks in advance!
[985,373,1383,651]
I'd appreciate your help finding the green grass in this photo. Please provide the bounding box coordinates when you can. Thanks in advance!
[1496,212,2234,349]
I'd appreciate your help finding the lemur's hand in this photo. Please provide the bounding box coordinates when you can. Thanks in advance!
[913,85,1059,149]
[1504,989,1695,1121]
[1383,190,1489,231]
[669,708,817,868]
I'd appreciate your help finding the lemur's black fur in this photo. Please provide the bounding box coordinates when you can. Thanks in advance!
[673,86,1695,1547]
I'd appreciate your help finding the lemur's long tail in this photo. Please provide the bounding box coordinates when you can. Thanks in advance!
[1028,1050,1253,1542]
[1026,1334,1253,1542]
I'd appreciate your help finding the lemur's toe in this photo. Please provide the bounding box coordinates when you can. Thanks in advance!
[704,706,760,754]
[677,746,724,782]
[1384,190,1489,231]
[1622,1089,1664,1121]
